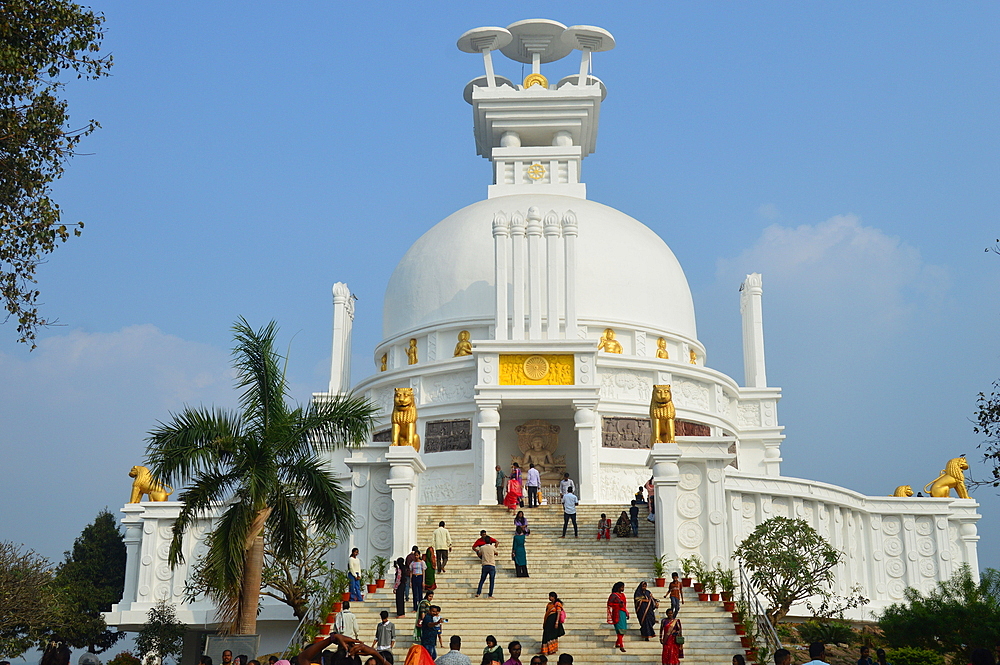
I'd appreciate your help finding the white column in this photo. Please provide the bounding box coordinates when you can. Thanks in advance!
[562,211,578,338]
[526,206,543,339]
[647,442,682,565]
[510,212,526,340]
[573,399,599,503]
[493,213,509,340]
[118,505,145,607]
[544,210,561,338]
[740,273,767,388]
[476,400,501,504]
[958,517,981,580]
[386,447,426,561]
[328,282,355,394]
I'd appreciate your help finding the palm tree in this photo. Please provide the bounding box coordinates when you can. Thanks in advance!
[145,318,376,635]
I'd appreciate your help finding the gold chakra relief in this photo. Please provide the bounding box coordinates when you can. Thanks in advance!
[523,72,548,89]
[499,354,574,385]
[526,163,546,181]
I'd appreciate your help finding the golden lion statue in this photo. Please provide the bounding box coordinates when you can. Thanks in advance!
[923,457,970,499]
[128,465,172,503]
[391,387,420,451]
[891,485,913,497]
[649,384,676,445]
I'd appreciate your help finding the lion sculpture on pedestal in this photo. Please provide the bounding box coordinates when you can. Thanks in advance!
[649,384,676,445]
[923,456,970,499]
[128,465,173,503]
[391,387,420,451]
[891,485,914,497]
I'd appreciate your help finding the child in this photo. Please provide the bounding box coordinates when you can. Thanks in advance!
[597,513,611,540]
[666,572,684,614]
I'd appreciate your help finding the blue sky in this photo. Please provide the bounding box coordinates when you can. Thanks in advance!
[1,0,998,591]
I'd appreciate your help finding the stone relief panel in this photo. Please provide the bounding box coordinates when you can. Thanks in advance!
[424,419,472,453]
[600,369,653,402]
[737,402,761,428]
[602,417,651,449]
[373,428,391,442]
[422,374,475,405]
[374,386,395,419]
[674,380,710,411]
[419,468,477,504]
[600,465,652,503]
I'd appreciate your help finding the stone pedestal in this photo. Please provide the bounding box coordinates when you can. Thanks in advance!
[647,442,682,563]
[386,446,426,560]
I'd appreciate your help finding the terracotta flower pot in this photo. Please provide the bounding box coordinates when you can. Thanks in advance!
[735,625,745,636]
[367,583,378,594]
[721,591,733,601]
[319,624,331,636]
[746,649,758,660]
[723,601,736,612]
[697,593,709,601]
[332,602,343,613]
[341,592,351,602]
[710,593,720,601]
[739,636,751,647]
[693,583,704,592]
[376,579,386,588]
[654,578,666,587]
[681,578,692,587]
[325,612,336,624]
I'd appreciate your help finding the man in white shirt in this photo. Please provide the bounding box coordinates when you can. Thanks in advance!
[525,464,541,508]
[372,610,395,661]
[431,521,453,573]
[332,601,360,639]
[434,635,472,665]
[347,547,364,601]
[560,490,579,538]
[803,642,829,665]
[559,473,575,499]
[474,540,497,598]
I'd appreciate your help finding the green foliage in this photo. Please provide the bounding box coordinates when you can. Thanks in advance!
[370,555,390,581]
[775,623,797,644]
[886,646,945,665]
[716,565,735,594]
[679,555,704,579]
[106,651,142,665]
[796,619,856,646]
[652,555,670,578]
[700,568,717,592]
[737,516,841,623]
[135,602,186,665]
[53,509,127,651]
[975,380,1000,487]
[0,0,111,347]
[879,565,1000,662]
[145,318,377,633]
[0,542,56,657]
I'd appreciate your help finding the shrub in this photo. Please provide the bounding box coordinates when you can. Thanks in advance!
[107,652,142,665]
[796,619,855,645]
[886,646,944,665]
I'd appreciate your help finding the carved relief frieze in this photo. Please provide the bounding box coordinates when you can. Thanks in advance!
[737,402,761,428]
[600,369,653,402]
[602,417,651,449]
[599,465,651,503]
[373,428,391,442]
[424,419,472,453]
[423,375,474,405]
[419,469,476,503]
[675,380,710,411]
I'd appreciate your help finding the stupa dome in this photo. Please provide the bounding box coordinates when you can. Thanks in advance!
[382,193,697,342]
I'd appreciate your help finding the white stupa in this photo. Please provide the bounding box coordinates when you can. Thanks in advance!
[106,19,982,653]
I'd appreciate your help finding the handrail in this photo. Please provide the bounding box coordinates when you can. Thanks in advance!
[280,595,326,659]
[736,557,782,654]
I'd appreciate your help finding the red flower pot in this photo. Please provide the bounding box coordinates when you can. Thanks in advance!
[654,578,666,587]
[366,584,378,594]
[746,650,758,660]
[735,625,745,636]
[723,601,736,612]
[731,612,740,622]
[325,612,336,624]
[710,593,720,601]
[681,578,692,587]
[341,592,351,602]
[319,624,331,636]
[697,593,709,601]
[376,579,386,589]
[739,636,751,647]
[332,602,343,613]
[693,583,704,592]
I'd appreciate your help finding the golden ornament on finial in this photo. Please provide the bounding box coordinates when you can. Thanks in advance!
[523,72,548,89]
[526,163,546,180]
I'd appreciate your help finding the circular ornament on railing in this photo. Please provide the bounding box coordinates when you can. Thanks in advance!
[885,559,905,578]
[677,521,704,548]
[884,538,902,557]
[522,355,549,379]
[676,493,702,519]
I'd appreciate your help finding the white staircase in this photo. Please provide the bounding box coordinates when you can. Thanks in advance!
[338,504,745,664]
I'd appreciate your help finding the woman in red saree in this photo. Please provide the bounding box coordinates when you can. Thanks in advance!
[503,463,522,512]
[606,581,629,652]
[659,606,683,664]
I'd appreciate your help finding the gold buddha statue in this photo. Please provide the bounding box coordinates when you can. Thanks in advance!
[380,353,387,372]
[597,328,623,354]
[407,339,418,365]
[454,330,472,357]
[656,337,669,359]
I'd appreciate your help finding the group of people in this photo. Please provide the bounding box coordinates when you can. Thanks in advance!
[606,580,683,663]
[497,464,576,512]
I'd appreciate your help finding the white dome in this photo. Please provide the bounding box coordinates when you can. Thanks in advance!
[382,193,697,341]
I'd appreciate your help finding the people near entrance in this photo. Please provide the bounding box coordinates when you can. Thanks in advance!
[300,633,390,665]
[607,581,630,653]
[666,572,684,614]
[419,605,444,659]
[481,636,504,665]
[513,510,530,536]
[475,538,498,598]
[393,558,408,617]
[634,581,658,641]
[414,590,435,641]
[541,591,565,656]
[503,641,521,665]
[495,465,507,505]
[629,501,640,537]
[559,488,579,538]
[435,635,472,665]
[349,548,364,601]
[774,649,793,665]
[635,486,647,504]
[410,551,426,611]
[659,607,683,665]
[472,530,498,557]
[526,464,541,507]
[432,521,452,573]
[333,600,360,639]
[597,513,612,540]
[373,610,396,661]
[512,525,528,577]
[504,463,523,512]
[559,473,575,498]
[804,642,830,665]
[424,546,438,592]
[614,511,631,537]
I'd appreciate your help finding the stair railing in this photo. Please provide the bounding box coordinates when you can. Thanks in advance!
[736,557,782,653]
[280,594,325,659]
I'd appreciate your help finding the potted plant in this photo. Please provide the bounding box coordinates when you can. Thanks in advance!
[371,555,390,589]
[652,555,670,587]
[328,567,350,603]
[718,567,736,606]
[679,555,701,589]
[363,567,378,595]
[696,569,712,601]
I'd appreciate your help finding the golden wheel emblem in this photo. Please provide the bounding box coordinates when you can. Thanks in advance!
[522,355,549,380]
[526,163,546,181]
[523,73,548,89]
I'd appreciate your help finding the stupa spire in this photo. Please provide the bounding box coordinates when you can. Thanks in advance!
[458,20,615,199]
